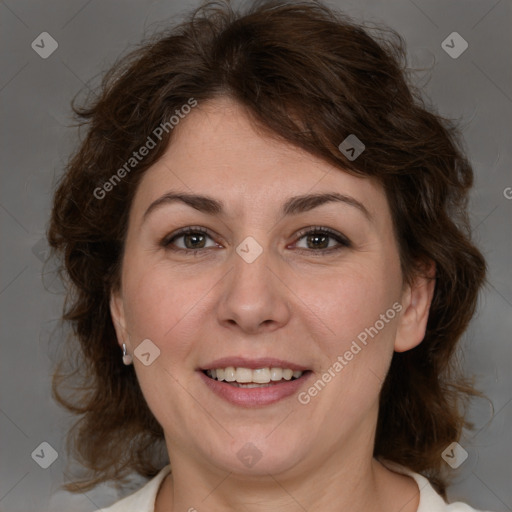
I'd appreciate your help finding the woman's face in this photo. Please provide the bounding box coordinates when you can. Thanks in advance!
[111,97,433,477]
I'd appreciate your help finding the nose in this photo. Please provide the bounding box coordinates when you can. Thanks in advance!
[216,240,292,334]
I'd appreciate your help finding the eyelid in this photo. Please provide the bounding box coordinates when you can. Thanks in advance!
[161,226,219,248]
[294,225,351,246]
[291,225,352,254]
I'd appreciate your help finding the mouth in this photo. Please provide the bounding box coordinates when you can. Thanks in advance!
[198,361,312,407]
[202,367,309,387]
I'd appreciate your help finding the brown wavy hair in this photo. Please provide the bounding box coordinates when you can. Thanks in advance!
[47,0,487,496]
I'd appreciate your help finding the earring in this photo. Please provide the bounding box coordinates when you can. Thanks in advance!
[122,343,133,365]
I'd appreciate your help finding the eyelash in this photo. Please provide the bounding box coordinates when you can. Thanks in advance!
[161,225,351,256]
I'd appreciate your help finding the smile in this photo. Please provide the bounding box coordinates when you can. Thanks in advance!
[199,366,312,407]
[205,366,304,385]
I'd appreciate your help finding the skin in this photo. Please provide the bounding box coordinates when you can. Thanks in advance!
[110,97,435,512]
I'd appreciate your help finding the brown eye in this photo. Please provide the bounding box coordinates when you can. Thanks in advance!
[161,227,218,253]
[293,226,351,254]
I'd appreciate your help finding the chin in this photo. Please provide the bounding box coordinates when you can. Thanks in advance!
[204,435,308,477]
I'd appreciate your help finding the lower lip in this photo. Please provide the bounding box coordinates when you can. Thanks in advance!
[198,371,312,407]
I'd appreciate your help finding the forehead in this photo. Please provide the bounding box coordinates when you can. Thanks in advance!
[131,97,388,222]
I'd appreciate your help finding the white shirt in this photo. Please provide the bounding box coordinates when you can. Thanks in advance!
[99,463,492,512]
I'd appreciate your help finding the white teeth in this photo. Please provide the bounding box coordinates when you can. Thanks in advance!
[235,367,252,383]
[206,366,304,384]
[253,368,271,383]
[270,367,283,381]
[282,369,293,380]
[224,367,236,382]
[229,382,275,388]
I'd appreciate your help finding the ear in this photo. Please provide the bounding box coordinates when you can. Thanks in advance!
[110,288,128,350]
[394,262,436,353]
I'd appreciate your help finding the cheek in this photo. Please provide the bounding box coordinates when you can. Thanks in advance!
[121,255,206,343]
[294,265,400,428]
[119,258,209,429]
[293,260,401,350]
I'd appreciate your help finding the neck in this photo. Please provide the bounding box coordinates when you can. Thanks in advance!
[156,434,420,512]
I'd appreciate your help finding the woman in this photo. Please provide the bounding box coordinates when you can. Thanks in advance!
[47,1,491,511]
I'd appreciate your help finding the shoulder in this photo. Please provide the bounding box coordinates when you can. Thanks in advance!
[381,459,492,512]
[407,468,492,512]
[98,465,171,512]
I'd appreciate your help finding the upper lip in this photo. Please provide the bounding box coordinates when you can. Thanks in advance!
[200,357,309,372]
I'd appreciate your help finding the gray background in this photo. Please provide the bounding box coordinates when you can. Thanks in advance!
[0,0,511,511]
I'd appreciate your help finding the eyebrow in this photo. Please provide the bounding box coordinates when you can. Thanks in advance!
[142,191,372,222]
